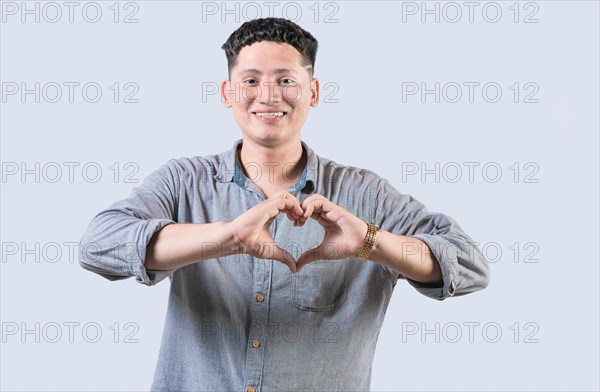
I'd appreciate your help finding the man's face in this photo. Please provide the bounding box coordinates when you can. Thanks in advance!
[222,41,319,147]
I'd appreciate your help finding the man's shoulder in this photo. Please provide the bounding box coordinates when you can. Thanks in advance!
[162,148,235,177]
[312,152,384,187]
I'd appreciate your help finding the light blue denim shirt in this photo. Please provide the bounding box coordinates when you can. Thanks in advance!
[79,140,489,391]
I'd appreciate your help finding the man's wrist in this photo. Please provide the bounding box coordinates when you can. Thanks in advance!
[357,222,379,260]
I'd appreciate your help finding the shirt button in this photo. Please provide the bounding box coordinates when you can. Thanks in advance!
[246,387,256,392]
[251,339,261,348]
[255,293,265,302]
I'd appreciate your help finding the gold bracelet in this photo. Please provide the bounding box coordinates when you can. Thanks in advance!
[357,222,379,261]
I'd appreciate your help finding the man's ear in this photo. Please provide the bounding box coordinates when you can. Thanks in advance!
[310,78,319,107]
[222,80,233,108]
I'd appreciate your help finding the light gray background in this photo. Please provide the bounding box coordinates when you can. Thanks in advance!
[1,1,598,390]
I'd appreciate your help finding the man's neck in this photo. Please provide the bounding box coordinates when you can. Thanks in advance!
[239,139,306,197]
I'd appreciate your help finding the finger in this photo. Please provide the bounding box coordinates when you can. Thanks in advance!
[284,198,304,217]
[301,193,324,206]
[302,201,317,220]
[270,247,297,273]
[301,195,330,219]
[284,209,295,222]
[314,208,339,224]
[304,197,347,225]
[252,235,296,273]
[273,192,304,217]
[285,205,305,225]
[309,210,330,228]
[311,211,323,225]
[294,216,306,227]
[300,194,317,216]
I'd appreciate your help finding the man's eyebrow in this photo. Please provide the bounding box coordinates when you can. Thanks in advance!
[238,68,300,76]
[238,68,262,75]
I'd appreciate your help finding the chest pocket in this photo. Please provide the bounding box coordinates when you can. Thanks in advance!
[275,216,349,312]
[292,260,348,311]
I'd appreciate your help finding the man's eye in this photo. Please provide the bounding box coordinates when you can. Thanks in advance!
[244,79,258,85]
[280,79,295,85]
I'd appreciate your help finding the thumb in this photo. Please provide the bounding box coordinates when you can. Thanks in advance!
[262,243,297,273]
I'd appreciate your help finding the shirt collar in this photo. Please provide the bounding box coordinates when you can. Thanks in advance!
[216,139,317,195]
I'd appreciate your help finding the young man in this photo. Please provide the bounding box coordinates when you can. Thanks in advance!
[80,18,489,391]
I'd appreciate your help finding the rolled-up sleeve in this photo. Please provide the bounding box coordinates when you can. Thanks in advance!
[374,178,490,300]
[79,160,180,286]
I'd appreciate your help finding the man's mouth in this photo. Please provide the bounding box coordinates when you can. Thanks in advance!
[253,111,286,120]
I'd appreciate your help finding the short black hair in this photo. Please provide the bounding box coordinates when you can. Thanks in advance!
[221,18,318,77]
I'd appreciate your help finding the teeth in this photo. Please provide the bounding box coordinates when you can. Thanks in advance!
[256,112,284,118]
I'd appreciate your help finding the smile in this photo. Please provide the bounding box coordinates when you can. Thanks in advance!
[254,112,285,118]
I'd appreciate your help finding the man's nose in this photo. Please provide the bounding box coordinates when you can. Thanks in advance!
[256,82,282,104]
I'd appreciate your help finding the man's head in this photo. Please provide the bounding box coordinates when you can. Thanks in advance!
[221,17,318,78]
[220,18,320,149]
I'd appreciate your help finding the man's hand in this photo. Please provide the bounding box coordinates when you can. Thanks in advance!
[294,194,442,285]
[296,194,367,272]
[228,191,304,273]
[227,192,366,273]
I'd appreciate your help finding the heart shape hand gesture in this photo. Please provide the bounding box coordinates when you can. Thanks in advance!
[228,191,368,273]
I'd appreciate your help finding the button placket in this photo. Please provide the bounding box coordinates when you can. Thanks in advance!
[242,219,275,391]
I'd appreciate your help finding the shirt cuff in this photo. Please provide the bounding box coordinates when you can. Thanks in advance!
[130,218,177,286]
[404,234,458,300]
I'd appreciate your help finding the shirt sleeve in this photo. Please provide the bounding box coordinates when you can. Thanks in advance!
[374,178,490,300]
[78,160,180,286]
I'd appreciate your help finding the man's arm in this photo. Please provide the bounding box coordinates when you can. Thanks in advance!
[295,194,442,284]
[145,192,304,273]
[144,222,234,270]
[79,160,181,285]
[374,177,490,299]
[295,178,489,299]
[79,157,304,284]
[369,233,443,285]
